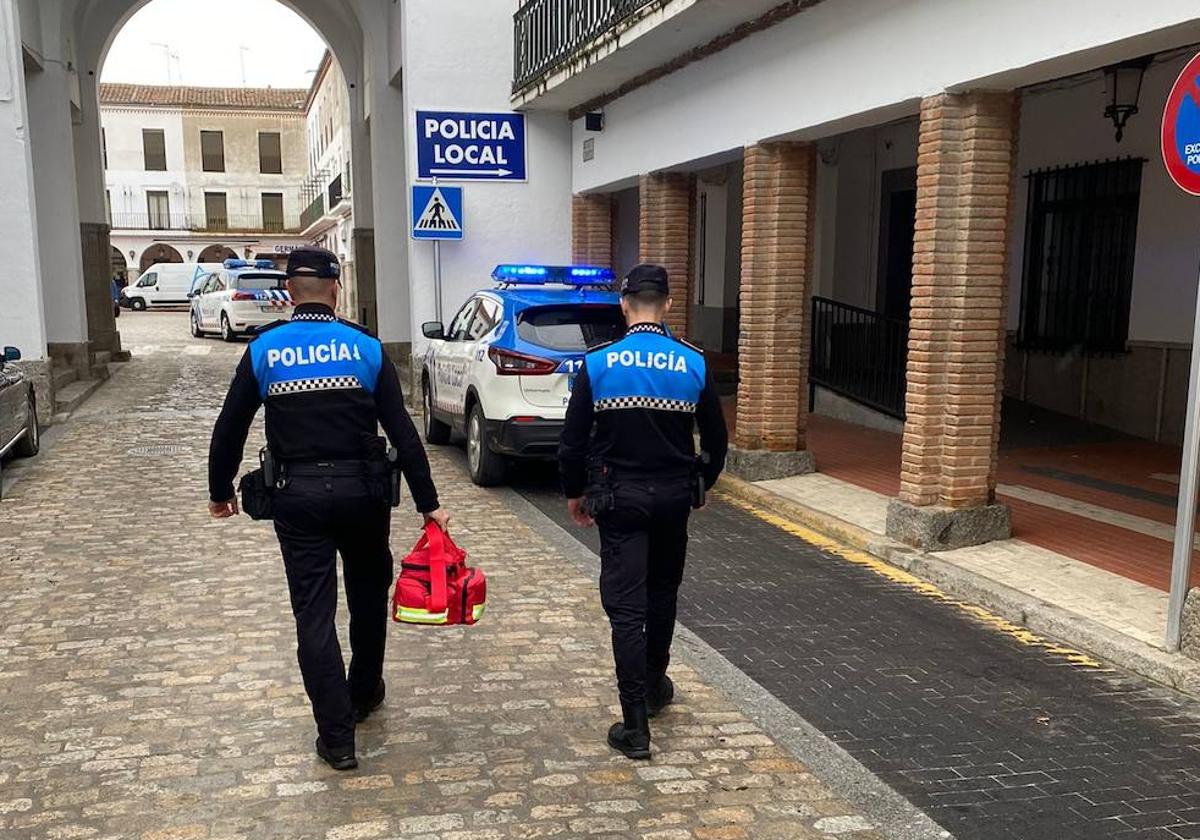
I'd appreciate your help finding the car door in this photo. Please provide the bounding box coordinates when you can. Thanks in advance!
[0,355,20,448]
[434,298,479,420]
[137,270,159,305]
[204,273,227,324]
[462,297,501,392]
[193,275,215,326]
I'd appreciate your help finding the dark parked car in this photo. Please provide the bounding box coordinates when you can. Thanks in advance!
[0,345,39,465]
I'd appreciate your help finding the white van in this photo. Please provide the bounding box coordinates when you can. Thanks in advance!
[121,263,223,310]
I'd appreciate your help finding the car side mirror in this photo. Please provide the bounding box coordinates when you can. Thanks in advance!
[3,346,20,362]
[422,321,445,340]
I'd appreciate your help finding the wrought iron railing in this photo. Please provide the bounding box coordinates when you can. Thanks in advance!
[513,0,658,92]
[810,296,909,420]
[110,212,301,234]
[300,194,325,230]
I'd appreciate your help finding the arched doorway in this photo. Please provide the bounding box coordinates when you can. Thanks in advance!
[110,246,128,283]
[139,243,184,273]
[197,244,237,264]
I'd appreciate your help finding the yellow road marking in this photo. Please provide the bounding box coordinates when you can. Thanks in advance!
[715,493,1106,669]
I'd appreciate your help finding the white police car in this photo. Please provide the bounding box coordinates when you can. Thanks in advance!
[420,264,625,486]
[189,260,292,341]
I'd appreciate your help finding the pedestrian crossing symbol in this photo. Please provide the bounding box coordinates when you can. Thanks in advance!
[412,185,464,241]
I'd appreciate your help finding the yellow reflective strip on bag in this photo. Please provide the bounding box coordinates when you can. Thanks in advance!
[397,607,448,625]
[472,603,485,621]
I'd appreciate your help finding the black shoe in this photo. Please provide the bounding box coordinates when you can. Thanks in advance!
[607,700,651,760]
[647,675,675,718]
[316,738,358,771]
[353,680,386,723]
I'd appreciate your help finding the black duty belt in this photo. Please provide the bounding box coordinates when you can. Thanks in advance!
[283,459,387,478]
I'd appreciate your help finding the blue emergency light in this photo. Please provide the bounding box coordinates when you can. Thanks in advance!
[492,264,616,286]
[224,259,279,271]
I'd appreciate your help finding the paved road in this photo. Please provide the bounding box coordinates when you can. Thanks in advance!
[512,464,1200,840]
[0,312,885,840]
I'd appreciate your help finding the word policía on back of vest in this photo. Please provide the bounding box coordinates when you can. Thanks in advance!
[266,339,362,369]
[606,348,689,374]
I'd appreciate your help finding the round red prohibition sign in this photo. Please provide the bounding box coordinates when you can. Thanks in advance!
[1163,52,1200,196]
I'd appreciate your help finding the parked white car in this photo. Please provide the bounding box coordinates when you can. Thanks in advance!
[420,264,624,486]
[121,263,223,310]
[189,260,292,341]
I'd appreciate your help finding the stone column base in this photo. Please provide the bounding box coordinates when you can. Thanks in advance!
[885,498,1011,552]
[382,341,415,408]
[14,360,51,424]
[725,448,815,482]
[47,341,93,380]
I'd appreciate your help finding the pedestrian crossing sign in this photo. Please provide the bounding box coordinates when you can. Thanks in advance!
[412,185,464,241]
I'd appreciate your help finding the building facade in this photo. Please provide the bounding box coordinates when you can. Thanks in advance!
[100,84,311,279]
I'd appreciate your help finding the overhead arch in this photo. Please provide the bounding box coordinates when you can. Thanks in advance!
[139,243,183,273]
[197,244,237,265]
[110,246,127,279]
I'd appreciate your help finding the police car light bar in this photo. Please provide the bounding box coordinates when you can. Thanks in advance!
[491,264,615,286]
[223,259,280,271]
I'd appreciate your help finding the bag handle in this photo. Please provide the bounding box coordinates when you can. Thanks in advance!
[424,521,450,614]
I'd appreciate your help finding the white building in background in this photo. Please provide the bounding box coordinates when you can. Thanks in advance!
[299,50,359,319]
[100,84,312,279]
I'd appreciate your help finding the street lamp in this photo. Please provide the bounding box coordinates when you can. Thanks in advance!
[1103,56,1152,143]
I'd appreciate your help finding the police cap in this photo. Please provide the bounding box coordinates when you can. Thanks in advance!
[287,246,340,280]
[621,264,670,297]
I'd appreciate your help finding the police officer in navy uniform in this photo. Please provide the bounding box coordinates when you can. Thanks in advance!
[559,263,728,759]
[208,246,450,771]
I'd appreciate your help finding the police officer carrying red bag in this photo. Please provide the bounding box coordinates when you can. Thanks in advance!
[559,263,729,759]
[207,246,450,771]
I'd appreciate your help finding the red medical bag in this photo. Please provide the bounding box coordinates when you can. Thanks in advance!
[392,523,486,626]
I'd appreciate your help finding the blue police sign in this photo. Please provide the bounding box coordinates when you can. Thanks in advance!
[416,111,527,182]
[412,185,464,241]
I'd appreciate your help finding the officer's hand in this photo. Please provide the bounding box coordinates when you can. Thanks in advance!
[567,498,594,528]
[209,498,239,519]
[424,507,452,533]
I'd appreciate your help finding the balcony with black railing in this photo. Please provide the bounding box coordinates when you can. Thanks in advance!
[300,194,325,231]
[109,212,302,235]
[810,297,909,420]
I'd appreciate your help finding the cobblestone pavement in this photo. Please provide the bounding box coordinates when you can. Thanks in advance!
[517,477,1200,840]
[0,312,884,840]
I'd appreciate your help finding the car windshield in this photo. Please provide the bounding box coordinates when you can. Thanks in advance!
[517,305,625,351]
[236,273,286,291]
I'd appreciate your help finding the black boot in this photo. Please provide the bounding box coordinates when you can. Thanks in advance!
[353,680,386,723]
[315,738,358,771]
[607,700,651,760]
[647,674,675,718]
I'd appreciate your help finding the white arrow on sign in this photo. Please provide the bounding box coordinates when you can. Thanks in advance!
[429,167,513,177]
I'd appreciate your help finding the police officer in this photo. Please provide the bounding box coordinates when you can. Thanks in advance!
[559,263,728,759]
[207,246,450,771]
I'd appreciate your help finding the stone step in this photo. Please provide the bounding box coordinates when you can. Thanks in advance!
[92,350,113,367]
[89,362,112,382]
[53,378,104,417]
[51,366,79,392]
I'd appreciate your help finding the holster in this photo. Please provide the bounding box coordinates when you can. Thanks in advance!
[583,457,614,517]
[691,452,711,510]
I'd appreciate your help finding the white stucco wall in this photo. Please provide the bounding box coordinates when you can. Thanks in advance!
[102,106,187,220]
[571,0,1200,193]
[1010,52,1200,345]
[400,0,572,347]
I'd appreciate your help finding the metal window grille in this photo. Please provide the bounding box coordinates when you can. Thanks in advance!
[1019,158,1143,354]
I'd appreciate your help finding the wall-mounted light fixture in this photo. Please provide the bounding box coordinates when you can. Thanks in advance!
[585,111,604,132]
[1103,56,1152,143]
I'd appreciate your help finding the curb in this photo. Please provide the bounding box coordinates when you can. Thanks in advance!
[715,474,1200,699]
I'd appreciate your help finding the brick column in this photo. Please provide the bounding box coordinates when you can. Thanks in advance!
[572,193,613,267]
[885,91,1019,552]
[638,172,694,338]
[726,142,817,480]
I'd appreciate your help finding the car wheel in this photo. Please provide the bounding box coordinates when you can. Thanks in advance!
[466,402,505,487]
[190,311,204,338]
[129,298,147,312]
[12,393,39,458]
[422,379,451,445]
[220,313,237,342]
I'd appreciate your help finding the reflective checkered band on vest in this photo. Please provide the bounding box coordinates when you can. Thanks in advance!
[595,396,697,412]
[267,375,362,396]
[291,312,337,322]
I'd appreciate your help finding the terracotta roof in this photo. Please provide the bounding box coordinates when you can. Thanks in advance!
[99,84,308,111]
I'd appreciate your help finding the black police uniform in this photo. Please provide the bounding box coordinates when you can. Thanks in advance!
[559,264,728,757]
[208,247,440,766]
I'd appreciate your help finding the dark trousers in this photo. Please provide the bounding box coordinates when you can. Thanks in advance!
[596,476,692,705]
[272,475,393,750]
